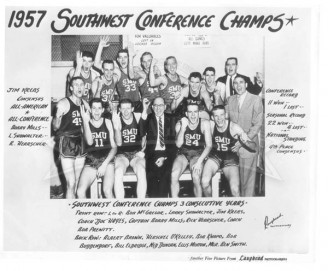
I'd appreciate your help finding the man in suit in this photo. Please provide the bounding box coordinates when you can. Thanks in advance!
[216,57,264,103]
[226,76,263,197]
[140,97,177,197]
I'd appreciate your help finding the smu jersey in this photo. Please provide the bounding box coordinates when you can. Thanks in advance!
[116,71,140,102]
[57,98,83,137]
[86,119,111,159]
[160,74,182,111]
[119,113,141,152]
[212,120,237,159]
[183,120,205,150]
[80,71,93,102]
[186,89,206,111]
[99,77,116,108]
[139,75,159,101]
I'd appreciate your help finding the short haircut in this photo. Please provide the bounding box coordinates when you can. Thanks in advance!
[102,60,114,69]
[164,56,177,66]
[234,75,246,83]
[117,49,129,59]
[188,72,202,81]
[212,105,225,115]
[70,76,84,87]
[119,98,133,108]
[89,98,104,108]
[203,67,216,75]
[140,52,153,63]
[82,51,95,61]
[226,57,238,65]
[186,102,199,110]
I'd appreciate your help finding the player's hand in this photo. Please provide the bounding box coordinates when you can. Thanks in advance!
[192,160,203,175]
[111,111,121,130]
[96,163,107,178]
[127,41,137,58]
[76,51,83,68]
[155,157,166,167]
[136,151,145,158]
[80,104,90,123]
[255,72,264,87]
[231,141,242,153]
[153,65,161,76]
[143,98,150,110]
[151,58,158,67]
[173,90,181,100]
[239,132,249,143]
[99,36,110,47]
[180,117,189,129]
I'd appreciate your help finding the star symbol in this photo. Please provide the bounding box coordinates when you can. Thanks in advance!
[285,16,299,26]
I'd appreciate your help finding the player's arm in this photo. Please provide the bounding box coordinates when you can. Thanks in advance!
[200,85,213,112]
[52,99,68,131]
[191,119,212,174]
[139,99,151,139]
[210,120,215,135]
[80,104,93,146]
[113,60,122,81]
[133,112,146,156]
[133,66,146,84]
[199,119,212,161]
[171,85,187,111]
[230,122,251,142]
[153,65,162,77]
[214,83,224,106]
[112,112,122,146]
[92,77,101,98]
[96,119,118,178]
[141,135,147,152]
[175,117,188,148]
[94,36,110,69]
[180,75,189,87]
[149,58,166,87]
[230,122,256,153]
[215,81,226,105]
[104,119,118,163]
[126,42,137,79]
[134,112,142,123]
[72,51,83,77]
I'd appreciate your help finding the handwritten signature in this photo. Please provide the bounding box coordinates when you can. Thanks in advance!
[264,213,291,230]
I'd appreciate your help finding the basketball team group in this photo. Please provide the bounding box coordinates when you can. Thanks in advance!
[52,36,264,199]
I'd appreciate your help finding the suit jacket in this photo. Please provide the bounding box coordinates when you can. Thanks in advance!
[216,73,262,101]
[139,113,177,162]
[226,92,263,158]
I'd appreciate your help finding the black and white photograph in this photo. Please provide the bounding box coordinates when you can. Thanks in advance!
[50,34,265,199]
[3,4,322,266]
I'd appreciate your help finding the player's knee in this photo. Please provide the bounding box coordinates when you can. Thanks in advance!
[136,159,145,170]
[171,166,181,181]
[66,179,76,190]
[230,183,240,197]
[76,186,86,198]
[103,188,113,199]
[201,175,211,189]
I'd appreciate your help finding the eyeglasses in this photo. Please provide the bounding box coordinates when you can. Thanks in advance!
[153,104,165,109]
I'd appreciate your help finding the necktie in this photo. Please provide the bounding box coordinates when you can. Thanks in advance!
[238,96,241,111]
[229,76,234,96]
[159,117,165,148]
